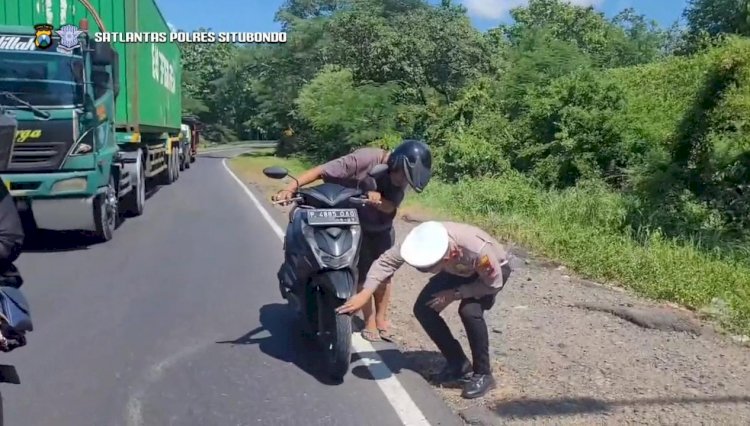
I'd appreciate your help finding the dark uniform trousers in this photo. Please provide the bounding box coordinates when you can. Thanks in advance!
[413,264,511,375]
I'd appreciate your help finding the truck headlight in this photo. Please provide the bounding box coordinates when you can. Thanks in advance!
[51,177,87,193]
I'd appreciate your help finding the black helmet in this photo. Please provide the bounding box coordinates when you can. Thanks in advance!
[387,139,432,193]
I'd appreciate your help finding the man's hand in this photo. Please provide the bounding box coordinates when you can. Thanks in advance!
[426,289,459,312]
[366,191,383,205]
[272,189,294,205]
[336,289,375,314]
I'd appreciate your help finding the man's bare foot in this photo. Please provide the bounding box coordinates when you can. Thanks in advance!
[361,329,382,342]
[376,319,390,330]
[376,319,394,342]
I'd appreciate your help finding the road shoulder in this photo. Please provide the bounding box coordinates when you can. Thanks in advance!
[229,153,750,426]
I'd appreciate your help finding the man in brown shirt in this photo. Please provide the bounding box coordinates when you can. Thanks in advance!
[337,220,512,399]
[273,140,432,342]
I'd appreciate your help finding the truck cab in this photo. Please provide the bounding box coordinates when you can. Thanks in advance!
[179,123,191,170]
[181,115,201,164]
[0,23,135,242]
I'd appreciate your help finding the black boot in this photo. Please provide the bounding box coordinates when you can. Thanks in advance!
[461,374,496,399]
[430,359,472,385]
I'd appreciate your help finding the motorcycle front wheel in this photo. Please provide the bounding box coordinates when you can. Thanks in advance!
[317,289,352,381]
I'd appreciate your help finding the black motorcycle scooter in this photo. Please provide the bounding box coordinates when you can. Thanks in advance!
[263,164,388,381]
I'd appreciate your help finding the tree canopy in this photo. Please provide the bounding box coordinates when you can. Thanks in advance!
[179,0,750,246]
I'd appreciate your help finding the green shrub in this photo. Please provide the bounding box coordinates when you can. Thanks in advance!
[434,133,512,181]
[518,68,644,188]
[295,66,400,160]
[418,173,750,334]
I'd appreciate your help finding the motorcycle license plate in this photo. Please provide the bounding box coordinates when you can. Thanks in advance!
[307,209,359,226]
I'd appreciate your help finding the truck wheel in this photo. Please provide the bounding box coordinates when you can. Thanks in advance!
[185,151,191,169]
[93,175,118,242]
[123,156,145,217]
[160,152,175,185]
[178,148,185,172]
[173,150,180,181]
[168,153,175,183]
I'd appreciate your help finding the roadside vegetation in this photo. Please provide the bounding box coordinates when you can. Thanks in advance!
[184,0,750,335]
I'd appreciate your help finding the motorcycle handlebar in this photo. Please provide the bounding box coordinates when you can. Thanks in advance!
[349,196,380,205]
[271,195,379,206]
[271,196,302,205]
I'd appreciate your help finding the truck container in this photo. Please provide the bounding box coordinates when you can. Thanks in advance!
[0,0,184,242]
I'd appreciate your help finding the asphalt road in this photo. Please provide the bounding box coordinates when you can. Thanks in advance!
[0,154,459,426]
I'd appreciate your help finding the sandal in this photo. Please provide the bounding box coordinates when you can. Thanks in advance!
[378,329,395,342]
[361,329,382,342]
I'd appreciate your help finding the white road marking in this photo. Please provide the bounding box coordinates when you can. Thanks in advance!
[126,341,208,426]
[221,158,432,426]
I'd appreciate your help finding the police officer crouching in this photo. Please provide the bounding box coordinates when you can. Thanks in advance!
[338,220,512,399]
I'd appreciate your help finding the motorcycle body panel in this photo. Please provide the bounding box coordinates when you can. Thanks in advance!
[272,179,382,380]
[278,182,363,302]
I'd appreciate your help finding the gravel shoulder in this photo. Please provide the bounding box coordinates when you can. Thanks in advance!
[236,161,750,426]
[391,216,750,425]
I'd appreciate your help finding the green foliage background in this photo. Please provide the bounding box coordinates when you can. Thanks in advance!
[181,0,750,334]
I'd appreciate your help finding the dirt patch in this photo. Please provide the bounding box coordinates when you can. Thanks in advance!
[235,162,750,425]
[570,301,704,334]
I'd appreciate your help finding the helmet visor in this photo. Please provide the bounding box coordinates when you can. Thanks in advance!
[402,156,431,193]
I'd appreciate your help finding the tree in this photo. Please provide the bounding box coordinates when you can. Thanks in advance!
[684,0,750,38]
[295,66,400,159]
[178,27,239,141]
[275,0,347,29]
[506,0,665,67]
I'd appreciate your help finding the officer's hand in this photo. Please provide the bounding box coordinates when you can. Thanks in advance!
[366,191,382,205]
[336,291,372,314]
[426,289,457,312]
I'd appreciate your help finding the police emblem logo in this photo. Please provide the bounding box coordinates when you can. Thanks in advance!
[478,254,498,278]
[33,24,54,49]
[55,24,83,53]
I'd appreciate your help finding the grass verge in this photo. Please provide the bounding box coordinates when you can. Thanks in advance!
[229,151,310,194]
[230,152,750,336]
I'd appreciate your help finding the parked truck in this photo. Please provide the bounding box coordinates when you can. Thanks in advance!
[179,114,202,170]
[0,0,182,242]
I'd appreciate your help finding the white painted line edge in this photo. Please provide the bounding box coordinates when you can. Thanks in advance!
[222,158,432,426]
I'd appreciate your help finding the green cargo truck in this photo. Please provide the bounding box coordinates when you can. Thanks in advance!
[0,0,182,242]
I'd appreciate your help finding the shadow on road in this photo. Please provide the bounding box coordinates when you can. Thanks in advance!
[216,303,344,386]
[218,304,451,388]
[21,182,163,253]
[197,142,275,159]
[493,395,750,419]
[22,230,95,252]
[349,348,446,384]
[235,150,274,158]
[198,153,240,159]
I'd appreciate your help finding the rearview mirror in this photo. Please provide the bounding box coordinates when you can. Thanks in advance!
[82,98,97,125]
[368,163,389,179]
[263,166,289,179]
